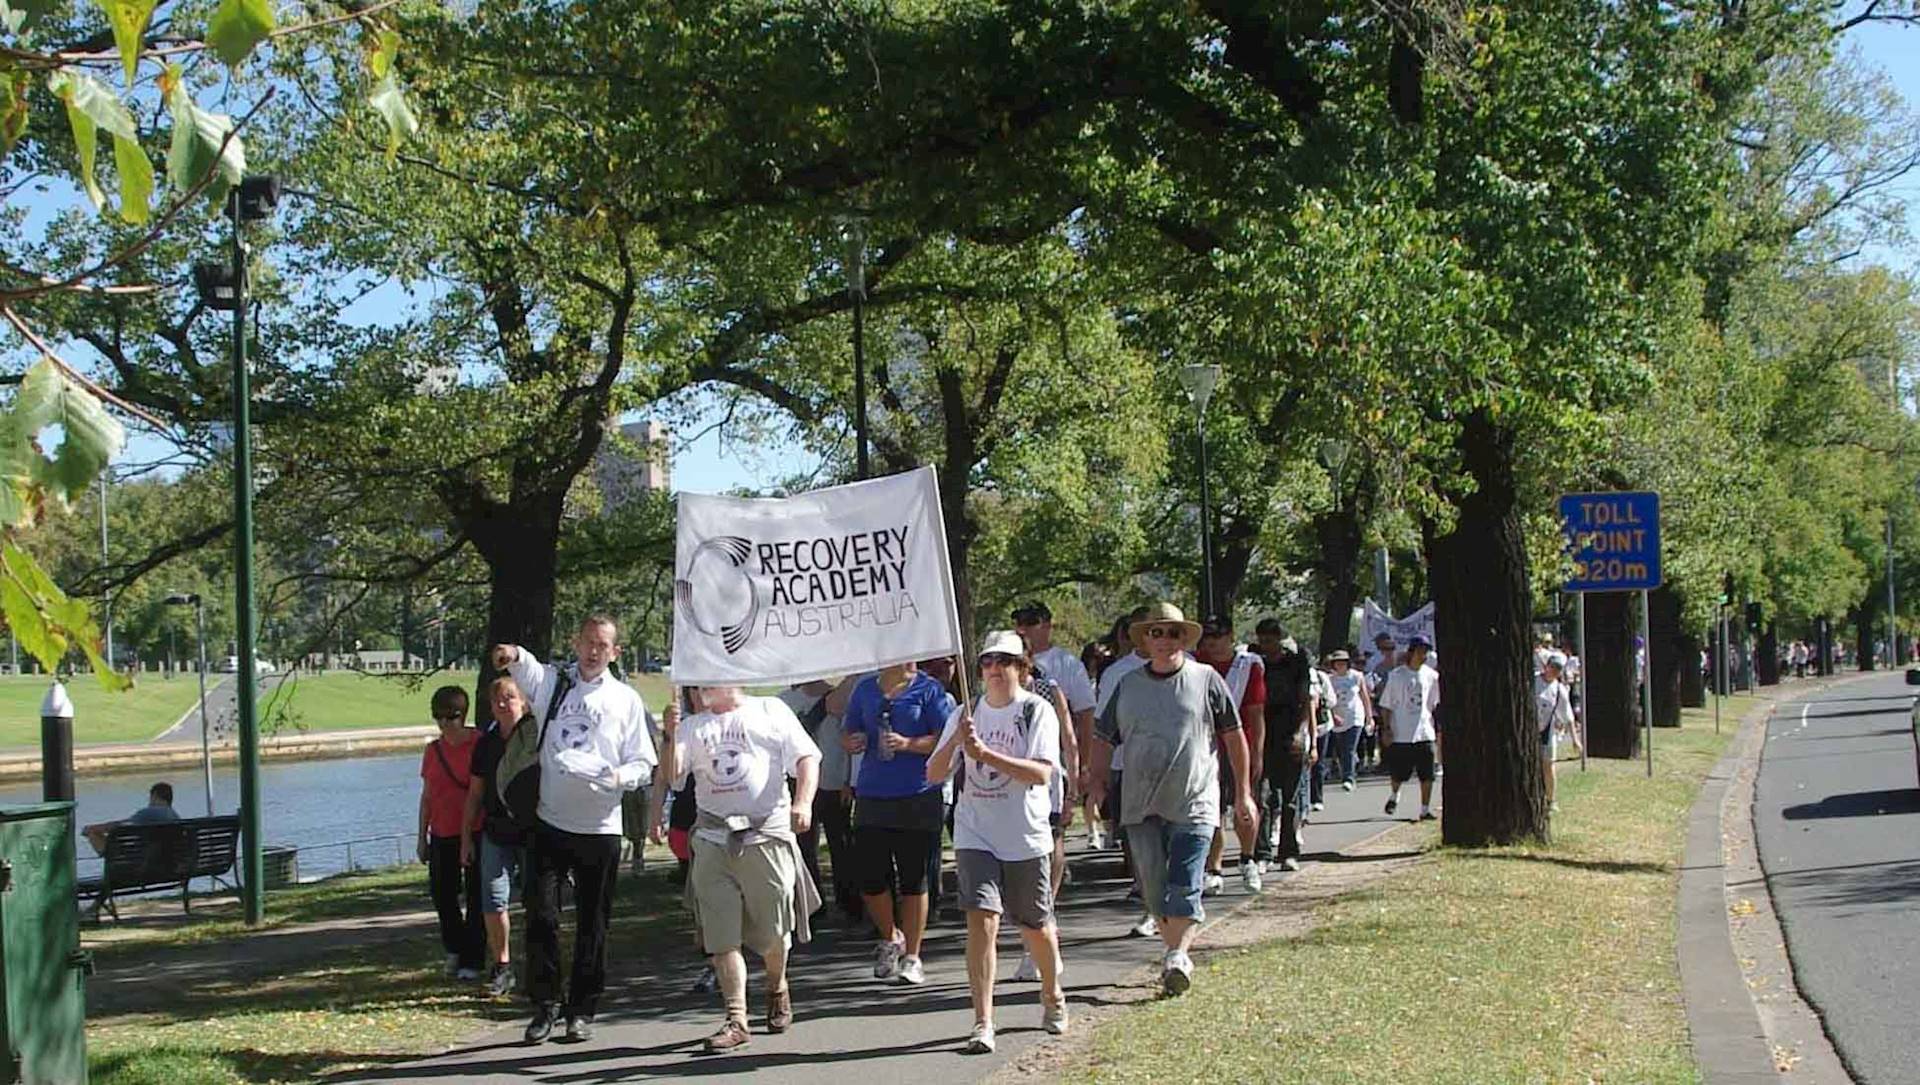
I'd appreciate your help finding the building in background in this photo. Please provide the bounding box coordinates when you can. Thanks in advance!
[594,419,672,510]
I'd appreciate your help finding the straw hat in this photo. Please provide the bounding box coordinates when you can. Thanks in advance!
[1326,649,1351,663]
[1127,602,1202,650]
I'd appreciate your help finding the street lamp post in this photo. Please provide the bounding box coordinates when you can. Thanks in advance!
[1178,364,1223,620]
[165,592,213,817]
[194,174,278,923]
[98,473,112,670]
[846,220,870,480]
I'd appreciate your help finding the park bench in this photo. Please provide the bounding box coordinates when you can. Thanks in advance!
[76,815,241,922]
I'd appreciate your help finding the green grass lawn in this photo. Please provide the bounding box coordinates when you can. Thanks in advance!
[1067,695,1759,1085]
[0,674,212,747]
[0,669,680,749]
[87,862,689,1084]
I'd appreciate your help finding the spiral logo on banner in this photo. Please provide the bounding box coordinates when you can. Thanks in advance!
[675,535,761,654]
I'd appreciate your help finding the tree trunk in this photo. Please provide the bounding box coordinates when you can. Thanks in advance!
[467,499,565,662]
[1756,623,1780,686]
[1816,616,1834,676]
[1648,585,1684,726]
[1315,502,1363,656]
[1584,591,1639,759]
[936,366,979,646]
[1213,512,1261,621]
[1853,604,1873,671]
[1678,631,1705,708]
[1425,411,1545,846]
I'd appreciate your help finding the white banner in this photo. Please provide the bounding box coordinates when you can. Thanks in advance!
[671,467,962,686]
[1362,601,1436,670]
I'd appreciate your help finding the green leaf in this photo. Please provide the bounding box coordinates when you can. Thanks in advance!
[368,73,417,162]
[0,68,29,159]
[0,543,129,691]
[207,0,275,68]
[48,69,138,216]
[164,68,245,201]
[4,359,127,505]
[112,131,153,224]
[368,28,400,80]
[95,0,157,88]
[0,440,32,528]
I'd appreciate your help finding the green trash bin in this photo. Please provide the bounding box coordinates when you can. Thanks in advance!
[0,802,88,1084]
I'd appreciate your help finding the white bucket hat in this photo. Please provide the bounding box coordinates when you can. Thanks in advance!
[977,630,1027,660]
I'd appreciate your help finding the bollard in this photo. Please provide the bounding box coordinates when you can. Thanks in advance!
[41,679,75,803]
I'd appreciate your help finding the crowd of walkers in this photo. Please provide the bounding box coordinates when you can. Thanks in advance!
[412,605,1592,1057]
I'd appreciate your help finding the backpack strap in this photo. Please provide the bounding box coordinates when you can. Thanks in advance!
[538,665,575,750]
[430,739,466,789]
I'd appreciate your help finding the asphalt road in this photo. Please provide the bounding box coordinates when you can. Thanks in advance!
[1754,673,1920,1085]
[148,670,289,744]
[348,765,1416,1085]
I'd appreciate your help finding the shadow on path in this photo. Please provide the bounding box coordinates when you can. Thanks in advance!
[1781,789,1920,821]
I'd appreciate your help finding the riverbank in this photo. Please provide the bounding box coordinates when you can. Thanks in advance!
[0,726,437,783]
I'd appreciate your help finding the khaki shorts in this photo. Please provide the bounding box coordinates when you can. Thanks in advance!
[955,849,1053,930]
[690,834,798,957]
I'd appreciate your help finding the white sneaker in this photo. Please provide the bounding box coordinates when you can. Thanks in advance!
[1310,801,1325,812]
[444,953,460,978]
[1129,914,1158,939]
[1041,998,1070,1035]
[1160,950,1193,996]
[1342,780,1355,792]
[1256,859,1270,874]
[454,966,481,981]
[1088,825,1106,851]
[1203,872,1224,895]
[1012,953,1040,983]
[1241,863,1263,894]
[897,955,926,985]
[873,934,905,980]
[1280,856,1300,872]
[965,1021,996,1054]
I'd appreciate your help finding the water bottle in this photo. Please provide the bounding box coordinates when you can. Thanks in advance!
[877,702,897,762]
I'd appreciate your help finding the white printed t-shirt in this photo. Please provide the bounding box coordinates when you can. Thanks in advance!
[938,689,1060,862]
[507,648,657,836]
[1378,663,1440,745]
[673,695,821,846]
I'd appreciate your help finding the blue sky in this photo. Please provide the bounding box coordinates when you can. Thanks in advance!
[44,16,1920,490]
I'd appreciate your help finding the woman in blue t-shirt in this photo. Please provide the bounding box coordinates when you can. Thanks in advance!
[841,660,955,987]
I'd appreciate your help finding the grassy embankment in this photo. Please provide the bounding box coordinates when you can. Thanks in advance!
[1067,694,1759,1085]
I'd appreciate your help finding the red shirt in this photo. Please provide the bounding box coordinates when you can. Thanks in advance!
[421,735,477,839]
[1204,654,1267,713]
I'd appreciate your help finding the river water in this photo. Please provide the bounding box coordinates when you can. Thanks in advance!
[0,753,424,882]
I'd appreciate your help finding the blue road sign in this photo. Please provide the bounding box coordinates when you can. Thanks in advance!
[1560,491,1662,592]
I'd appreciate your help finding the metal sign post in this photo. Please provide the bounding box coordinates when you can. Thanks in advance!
[1559,491,1663,773]
[1639,590,1655,777]
[1577,593,1589,772]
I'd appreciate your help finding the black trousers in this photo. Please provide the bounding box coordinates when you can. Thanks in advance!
[806,788,862,918]
[526,821,622,1017]
[1254,747,1310,863]
[428,835,484,970]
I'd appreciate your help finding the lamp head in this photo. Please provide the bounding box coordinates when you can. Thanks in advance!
[192,262,240,311]
[1177,363,1222,414]
[236,175,280,222]
[164,592,200,606]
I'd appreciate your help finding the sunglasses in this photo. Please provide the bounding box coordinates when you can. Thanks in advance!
[433,714,465,723]
[980,653,1021,668]
[1145,626,1185,640]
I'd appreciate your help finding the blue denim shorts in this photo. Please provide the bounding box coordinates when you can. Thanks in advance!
[1126,817,1214,923]
[479,835,523,914]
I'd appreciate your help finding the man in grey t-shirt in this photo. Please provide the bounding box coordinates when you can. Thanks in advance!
[1089,602,1256,997]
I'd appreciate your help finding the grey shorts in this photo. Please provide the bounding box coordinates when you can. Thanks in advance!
[479,835,523,914]
[955,849,1053,930]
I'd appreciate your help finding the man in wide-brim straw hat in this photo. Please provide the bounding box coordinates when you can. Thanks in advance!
[1086,602,1257,997]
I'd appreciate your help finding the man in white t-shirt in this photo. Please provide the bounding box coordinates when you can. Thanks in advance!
[1376,636,1440,821]
[929,631,1067,1053]
[493,617,657,1044]
[654,687,820,1053]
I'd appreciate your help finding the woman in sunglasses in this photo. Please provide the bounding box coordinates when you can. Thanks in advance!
[928,631,1068,1053]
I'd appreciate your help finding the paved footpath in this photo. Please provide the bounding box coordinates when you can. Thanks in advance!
[1753,673,1920,1085]
[347,767,1417,1084]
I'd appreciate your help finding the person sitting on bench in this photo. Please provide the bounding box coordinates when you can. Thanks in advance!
[83,782,181,855]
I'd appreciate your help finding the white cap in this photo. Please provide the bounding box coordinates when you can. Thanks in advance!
[40,680,74,720]
[977,630,1027,659]
[1545,652,1568,670]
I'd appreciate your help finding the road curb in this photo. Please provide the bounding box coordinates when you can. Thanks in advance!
[1679,677,1871,1085]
